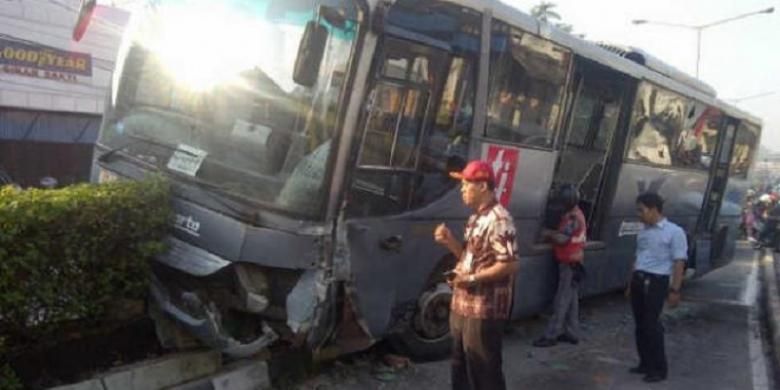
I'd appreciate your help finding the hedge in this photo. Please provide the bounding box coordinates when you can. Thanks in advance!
[0,178,171,363]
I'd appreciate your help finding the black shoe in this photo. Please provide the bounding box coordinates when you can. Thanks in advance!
[642,373,667,383]
[556,334,579,345]
[628,366,647,375]
[532,337,557,347]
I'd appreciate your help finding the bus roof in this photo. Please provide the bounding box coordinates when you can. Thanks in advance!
[434,0,763,126]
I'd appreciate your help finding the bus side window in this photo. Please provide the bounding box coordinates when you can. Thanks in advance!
[672,103,721,171]
[411,57,475,208]
[731,122,760,177]
[626,83,681,167]
[485,21,570,148]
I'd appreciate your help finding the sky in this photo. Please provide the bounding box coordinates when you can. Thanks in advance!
[503,0,780,150]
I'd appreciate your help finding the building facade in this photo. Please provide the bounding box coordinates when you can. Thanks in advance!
[0,0,128,187]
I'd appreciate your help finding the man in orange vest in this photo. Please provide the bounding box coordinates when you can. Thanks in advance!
[533,184,586,347]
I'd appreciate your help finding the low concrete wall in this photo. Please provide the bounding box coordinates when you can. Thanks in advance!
[51,350,221,390]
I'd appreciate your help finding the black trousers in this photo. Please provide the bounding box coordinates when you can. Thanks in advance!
[450,312,506,390]
[630,270,669,377]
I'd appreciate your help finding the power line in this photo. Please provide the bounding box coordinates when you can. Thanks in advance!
[726,91,777,103]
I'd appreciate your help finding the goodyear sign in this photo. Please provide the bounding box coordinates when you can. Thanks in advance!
[0,38,92,82]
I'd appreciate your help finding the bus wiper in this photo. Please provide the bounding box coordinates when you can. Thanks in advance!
[98,134,199,163]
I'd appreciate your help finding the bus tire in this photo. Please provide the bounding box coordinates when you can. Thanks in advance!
[389,282,452,361]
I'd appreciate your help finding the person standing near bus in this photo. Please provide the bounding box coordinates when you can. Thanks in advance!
[434,160,520,390]
[628,192,687,383]
[533,184,586,347]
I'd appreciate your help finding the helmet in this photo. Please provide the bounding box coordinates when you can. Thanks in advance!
[557,183,580,211]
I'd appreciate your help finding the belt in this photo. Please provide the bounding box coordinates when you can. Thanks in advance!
[634,270,669,279]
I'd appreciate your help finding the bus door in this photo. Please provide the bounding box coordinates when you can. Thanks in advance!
[696,117,738,271]
[341,34,464,344]
[551,61,628,238]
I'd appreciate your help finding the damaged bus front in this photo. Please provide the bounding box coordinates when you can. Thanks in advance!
[89,0,368,357]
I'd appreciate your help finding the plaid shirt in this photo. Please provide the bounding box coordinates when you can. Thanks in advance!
[451,200,518,320]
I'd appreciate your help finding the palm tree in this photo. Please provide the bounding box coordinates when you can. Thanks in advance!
[530,2,584,37]
[530,2,562,23]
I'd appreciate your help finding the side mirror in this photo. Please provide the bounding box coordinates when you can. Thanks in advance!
[72,0,97,42]
[293,21,329,88]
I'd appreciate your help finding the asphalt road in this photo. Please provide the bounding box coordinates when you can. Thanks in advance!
[293,243,771,390]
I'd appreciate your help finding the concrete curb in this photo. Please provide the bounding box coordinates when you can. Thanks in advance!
[170,361,271,390]
[49,350,273,390]
[759,249,780,376]
[51,350,221,390]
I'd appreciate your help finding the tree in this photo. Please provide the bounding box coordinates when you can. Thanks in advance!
[530,1,584,38]
[530,1,562,23]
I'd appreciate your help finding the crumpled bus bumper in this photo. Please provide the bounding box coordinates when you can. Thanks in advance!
[149,273,278,358]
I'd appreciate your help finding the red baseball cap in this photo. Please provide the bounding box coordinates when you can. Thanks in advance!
[449,160,495,184]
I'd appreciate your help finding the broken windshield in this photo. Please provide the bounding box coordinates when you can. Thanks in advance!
[98,0,359,218]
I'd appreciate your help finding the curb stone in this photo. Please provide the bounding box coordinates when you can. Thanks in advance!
[50,350,221,390]
[170,360,271,390]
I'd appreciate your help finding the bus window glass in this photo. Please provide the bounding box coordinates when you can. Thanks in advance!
[566,91,598,148]
[348,1,480,216]
[673,102,721,170]
[412,56,474,207]
[420,56,472,173]
[359,83,429,169]
[627,83,685,167]
[384,57,408,80]
[720,125,736,164]
[486,21,571,148]
[98,0,360,219]
[732,121,760,177]
[594,103,620,151]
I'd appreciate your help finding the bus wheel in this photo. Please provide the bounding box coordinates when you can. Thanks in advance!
[390,282,452,361]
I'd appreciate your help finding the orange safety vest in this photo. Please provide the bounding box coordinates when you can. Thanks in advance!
[554,206,587,263]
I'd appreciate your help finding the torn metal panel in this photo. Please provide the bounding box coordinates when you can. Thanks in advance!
[332,210,352,281]
[329,291,375,354]
[157,237,231,276]
[234,263,271,314]
[285,270,320,335]
[150,274,278,359]
[240,225,321,270]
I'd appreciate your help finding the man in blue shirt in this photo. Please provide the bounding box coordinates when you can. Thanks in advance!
[628,193,687,383]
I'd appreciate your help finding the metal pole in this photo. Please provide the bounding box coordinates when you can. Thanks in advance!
[695,28,702,78]
[632,7,773,79]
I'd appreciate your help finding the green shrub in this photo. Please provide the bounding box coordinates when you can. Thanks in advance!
[0,178,171,349]
[0,363,22,390]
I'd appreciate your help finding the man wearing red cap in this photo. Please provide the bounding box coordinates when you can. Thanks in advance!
[434,160,520,390]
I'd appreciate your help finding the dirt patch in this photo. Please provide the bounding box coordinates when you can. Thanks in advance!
[7,318,163,389]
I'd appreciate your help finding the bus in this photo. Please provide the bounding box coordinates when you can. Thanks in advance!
[77,0,762,359]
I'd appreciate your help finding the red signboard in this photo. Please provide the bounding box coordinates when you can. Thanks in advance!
[485,145,520,206]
